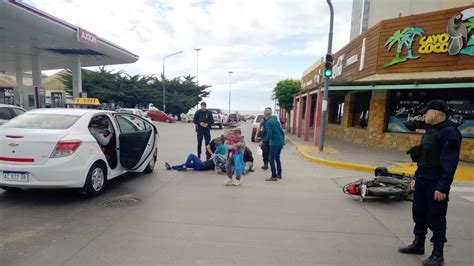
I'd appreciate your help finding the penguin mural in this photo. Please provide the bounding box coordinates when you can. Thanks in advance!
[447,8,474,55]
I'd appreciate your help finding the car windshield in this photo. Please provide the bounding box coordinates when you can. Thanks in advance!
[256,115,264,122]
[208,109,221,114]
[3,113,80,129]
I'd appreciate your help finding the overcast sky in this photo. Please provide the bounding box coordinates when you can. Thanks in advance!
[27,0,352,112]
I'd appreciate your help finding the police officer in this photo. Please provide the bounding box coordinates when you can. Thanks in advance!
[193,102,214,160]
[399,100,462,266]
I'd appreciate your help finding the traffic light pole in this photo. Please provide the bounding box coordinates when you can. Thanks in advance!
[319,0,334,152]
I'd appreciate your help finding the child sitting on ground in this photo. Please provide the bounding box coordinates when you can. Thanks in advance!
[223,127,246,186]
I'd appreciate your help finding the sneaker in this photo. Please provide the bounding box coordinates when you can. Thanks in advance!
[277,175,282,179]
[232,179,241,186]
[265,177,278,181]
[177,166,187,172]
[165,162,171,170]
[261,165,269,170]
[224,178,233,186]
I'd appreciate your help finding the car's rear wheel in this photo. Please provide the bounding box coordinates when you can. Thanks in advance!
[219,123,223,129]
[144,150,157,173]
[166,119,170,123]
[0,186,22,192]
[251,131,256,142]
[83,162,107,197]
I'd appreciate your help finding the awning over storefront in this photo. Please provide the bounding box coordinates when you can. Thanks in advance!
[329,82,474,91]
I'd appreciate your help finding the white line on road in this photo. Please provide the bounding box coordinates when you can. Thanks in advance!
[462,196,474,202]
[450,187,474,193]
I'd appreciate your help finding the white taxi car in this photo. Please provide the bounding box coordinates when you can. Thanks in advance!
[0,109,159,196]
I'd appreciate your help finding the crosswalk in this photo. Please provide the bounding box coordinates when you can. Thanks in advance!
[451,185,474,202]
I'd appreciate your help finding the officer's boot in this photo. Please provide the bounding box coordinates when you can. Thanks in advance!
[422,245,444,266]
[398,236,425,255]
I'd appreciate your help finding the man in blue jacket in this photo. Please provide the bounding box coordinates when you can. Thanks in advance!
[193,102,214,160]
[263,107,285,181]
[399,100,462,266]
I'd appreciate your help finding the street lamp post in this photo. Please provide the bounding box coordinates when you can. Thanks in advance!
[319,0,334,152]
[228,71,233,115]
[194,48,201,110]
[162,51,183,113]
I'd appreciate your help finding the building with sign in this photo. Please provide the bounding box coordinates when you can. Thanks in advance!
[0,1,138,109]
[296,5,474,162]
[350,0,474,40]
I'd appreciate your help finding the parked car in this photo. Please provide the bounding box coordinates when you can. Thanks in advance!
[238,114,246,122]
[207,108,227,129]
[251,115,265,142]
[147,110,176,123]
[228,113,239,123]
[116,108,152,122]
[0,109,159,196]
[0,104,26,126]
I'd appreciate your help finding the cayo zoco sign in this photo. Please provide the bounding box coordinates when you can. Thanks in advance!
[383,7,474,67]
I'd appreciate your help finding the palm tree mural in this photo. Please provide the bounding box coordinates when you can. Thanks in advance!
[383,27,424,67]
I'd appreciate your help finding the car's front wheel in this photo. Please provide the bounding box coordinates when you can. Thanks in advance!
[144,150,157,173]
[83,162,107,197]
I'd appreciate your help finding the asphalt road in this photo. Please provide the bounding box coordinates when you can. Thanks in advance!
[1,122,473,265]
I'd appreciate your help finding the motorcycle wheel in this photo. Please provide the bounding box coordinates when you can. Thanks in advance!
[367,186,406,198]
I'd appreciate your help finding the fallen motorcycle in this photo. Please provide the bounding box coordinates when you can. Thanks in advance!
[343,167,414,201]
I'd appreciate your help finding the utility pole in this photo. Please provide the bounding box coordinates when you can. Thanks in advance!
[162,51,183,113]
[319,0,334,152]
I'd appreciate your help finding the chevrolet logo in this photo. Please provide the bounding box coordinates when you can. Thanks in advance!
[8,143,19,148]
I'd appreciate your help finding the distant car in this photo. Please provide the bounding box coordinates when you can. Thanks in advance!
[238,114,246,122]
[228,113,239,123]
[0,104,26,126]
[116,108,152,122]
[147,110,176,123]
[207,108,227,129]
[0,109,159,196]
[251,115,265,142]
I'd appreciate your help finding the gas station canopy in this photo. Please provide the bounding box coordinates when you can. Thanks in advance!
[0,0,138,74]
[0,0,139,108]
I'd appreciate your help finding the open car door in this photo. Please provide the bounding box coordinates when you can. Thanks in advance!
[114,114,157,171]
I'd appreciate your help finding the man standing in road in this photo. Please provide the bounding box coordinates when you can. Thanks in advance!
[194,102,214,160]
[262,107,285,181]
[399,100,462,266]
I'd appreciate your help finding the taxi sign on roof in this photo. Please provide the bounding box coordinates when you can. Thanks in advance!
[73,98,101,105]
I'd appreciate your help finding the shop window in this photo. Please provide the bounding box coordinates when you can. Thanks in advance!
[387,89,474,138]
[351,91,371,128]
[328,96,345,124]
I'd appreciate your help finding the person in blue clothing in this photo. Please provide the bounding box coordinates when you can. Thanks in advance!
[193,102,214,160]
[262,107,285,181]
[399,100,462,266]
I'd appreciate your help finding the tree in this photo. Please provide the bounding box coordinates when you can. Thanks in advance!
[60,67,211,118]
[273,79,301,130]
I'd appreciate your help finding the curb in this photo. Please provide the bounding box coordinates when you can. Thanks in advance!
[285,136,377,174]
[285,136,474,181]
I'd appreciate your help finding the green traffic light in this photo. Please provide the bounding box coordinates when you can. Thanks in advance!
[324,69,332,77]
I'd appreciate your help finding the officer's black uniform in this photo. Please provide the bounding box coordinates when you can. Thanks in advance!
[194,106,214,160]
[400,100,462,266]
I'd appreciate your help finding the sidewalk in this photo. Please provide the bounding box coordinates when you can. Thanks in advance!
[286,133,474,182]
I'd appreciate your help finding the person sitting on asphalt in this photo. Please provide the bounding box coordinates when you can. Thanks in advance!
[165,144,227,172]
[243,146,254,174]
[207,135,225,158]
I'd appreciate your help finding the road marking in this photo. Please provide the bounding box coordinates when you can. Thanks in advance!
[450,187,474,193]
[462,196,474,202]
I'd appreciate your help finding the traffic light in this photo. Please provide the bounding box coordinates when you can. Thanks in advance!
[324,53,333,78]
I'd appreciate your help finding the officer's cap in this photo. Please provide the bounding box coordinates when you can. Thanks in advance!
[419,99,448,114]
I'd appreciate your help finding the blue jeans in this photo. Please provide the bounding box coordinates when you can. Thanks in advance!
[172,154,208,171]
[269,146,283,178]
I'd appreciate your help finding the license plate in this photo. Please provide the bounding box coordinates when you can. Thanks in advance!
[2,171,29,182]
